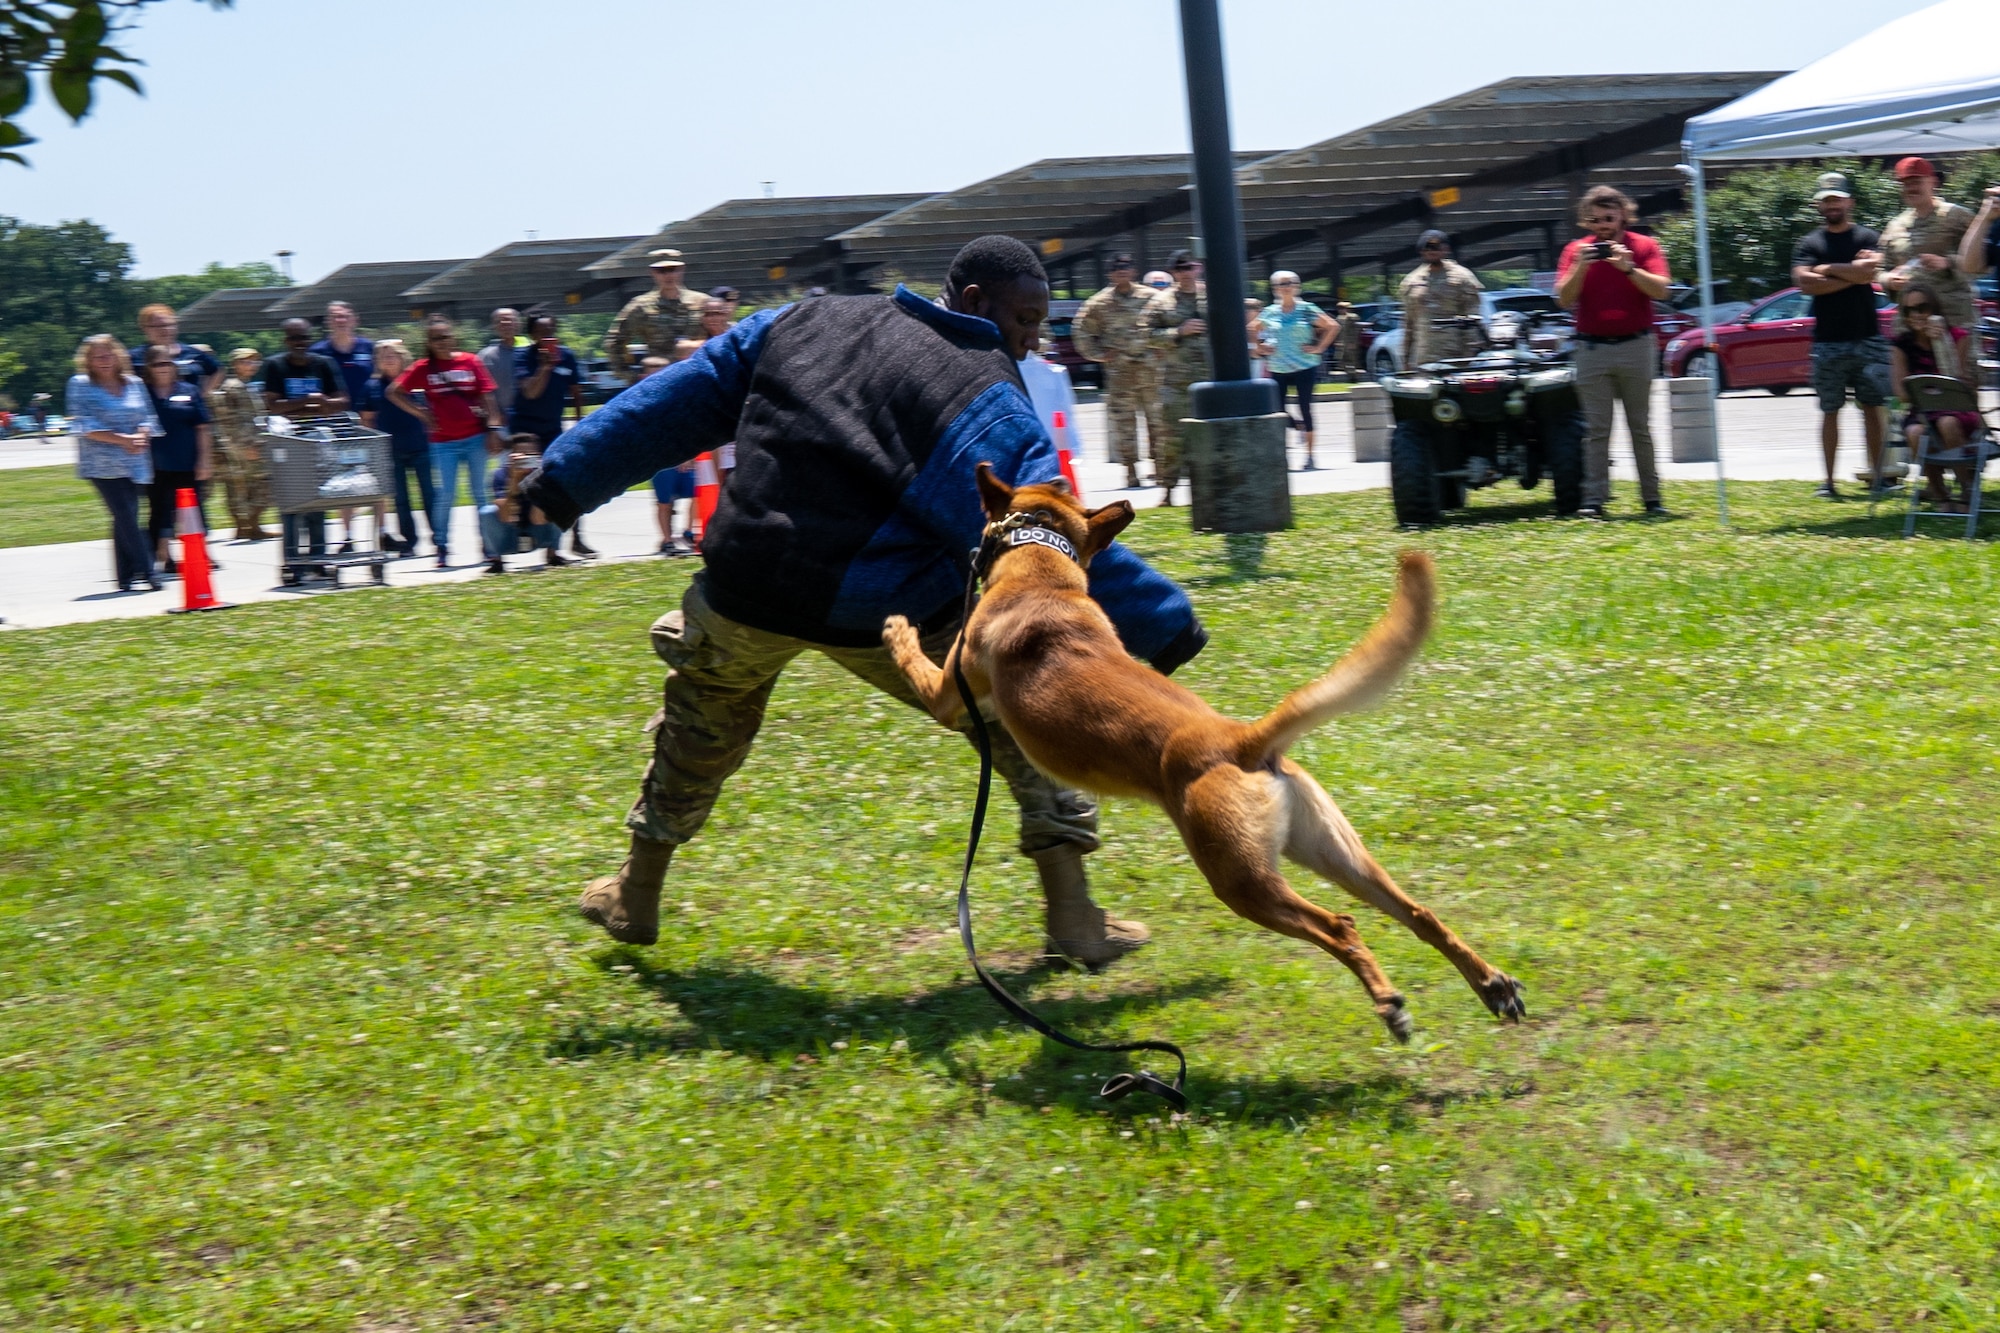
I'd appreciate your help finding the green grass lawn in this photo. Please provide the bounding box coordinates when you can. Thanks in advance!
[1,464,108,550]
[5,482,2000,1331]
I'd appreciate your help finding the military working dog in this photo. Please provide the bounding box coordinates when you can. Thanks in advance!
[883,465,1525,1041]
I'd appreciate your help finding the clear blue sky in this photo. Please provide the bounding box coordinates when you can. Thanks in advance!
[5,0,1939,282]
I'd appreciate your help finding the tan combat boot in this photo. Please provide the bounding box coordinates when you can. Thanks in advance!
[578,834,675,945]
[1034,844,1150,971]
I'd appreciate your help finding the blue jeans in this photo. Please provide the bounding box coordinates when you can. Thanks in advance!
[430,434,489,553]
[478,504,560,559]
[90,477,154,587]
[392,449,436,548]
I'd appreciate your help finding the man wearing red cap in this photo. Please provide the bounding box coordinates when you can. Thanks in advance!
[1880,157,1976,332]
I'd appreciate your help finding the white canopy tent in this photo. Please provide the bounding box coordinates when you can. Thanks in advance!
[1679,0,2000,520]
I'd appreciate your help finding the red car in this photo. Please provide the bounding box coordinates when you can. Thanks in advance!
[1656,286,1968,394]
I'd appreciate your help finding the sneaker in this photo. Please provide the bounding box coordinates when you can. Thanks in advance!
[545,550,571,568]
[1301,458,1318,471]
[657,539,675,557]
[1643,501,1671,518]
[1814,482,1840,500]
[337,540,355,555]
[435,549,450,569]
[1574,505,1608,521]
[570,536,597,558]
[484,558,507,575]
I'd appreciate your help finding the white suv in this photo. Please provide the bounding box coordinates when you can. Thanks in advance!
[1366,288,1567,376]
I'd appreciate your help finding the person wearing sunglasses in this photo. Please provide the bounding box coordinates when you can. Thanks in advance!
[1398,229,1484,368]
[1890,289,1982,514]
[1792,172,1890,499]
[1255,270,1338,470]
[389,315,507,568]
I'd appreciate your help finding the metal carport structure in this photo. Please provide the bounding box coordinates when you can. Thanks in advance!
[585,194,934,302]
[399,237,644,320]
[263,260,469,326]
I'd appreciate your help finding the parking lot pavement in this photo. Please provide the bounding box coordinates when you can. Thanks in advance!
[1,435,77,470]
[8,383,1979,631]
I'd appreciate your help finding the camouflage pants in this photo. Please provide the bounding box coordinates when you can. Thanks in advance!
[215,447,270,530]
[626,580,1100,855]
[1155,378,1198,490]
[1101,359,1165,470]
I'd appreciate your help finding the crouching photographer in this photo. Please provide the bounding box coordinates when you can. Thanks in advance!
[479,433,569,574]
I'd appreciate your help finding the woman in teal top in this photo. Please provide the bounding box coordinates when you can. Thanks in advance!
[67,334,164,592]
[1255,270,1337,470]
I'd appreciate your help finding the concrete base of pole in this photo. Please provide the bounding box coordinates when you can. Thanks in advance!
[1183,413,1293,533]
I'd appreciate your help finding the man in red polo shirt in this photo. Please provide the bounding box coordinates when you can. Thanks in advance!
[1556,185,1674,519]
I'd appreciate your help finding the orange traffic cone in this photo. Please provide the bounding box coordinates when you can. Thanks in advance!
[166,488,229,614]
[690,452,721,547]
[1051,410,1084,502]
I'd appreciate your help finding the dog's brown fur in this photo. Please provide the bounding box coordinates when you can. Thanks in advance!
[882,464,1524,1041]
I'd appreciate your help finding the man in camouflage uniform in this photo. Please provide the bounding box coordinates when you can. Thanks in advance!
[1333,300,1363,380]
[1398,229,1485,365]
[606,249,710,381]
[209,348,272,540]
[1072,251,1163,489]
[1880,156,1978,331]
[1143,249,1211,503]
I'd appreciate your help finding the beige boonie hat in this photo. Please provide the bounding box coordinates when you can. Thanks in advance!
[649,248,687,269]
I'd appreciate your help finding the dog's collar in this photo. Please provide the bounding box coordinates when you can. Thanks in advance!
[974,511,1078,578]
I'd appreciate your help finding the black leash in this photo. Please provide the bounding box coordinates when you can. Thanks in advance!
[946,526,1188,1111]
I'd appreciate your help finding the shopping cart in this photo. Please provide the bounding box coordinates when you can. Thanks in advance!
[263,412,394,588]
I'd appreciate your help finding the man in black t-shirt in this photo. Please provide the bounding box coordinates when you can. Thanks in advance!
[1793,173,1890,499]
[260,318,353,563]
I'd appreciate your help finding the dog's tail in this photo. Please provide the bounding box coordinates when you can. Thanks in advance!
[1236,550,1436,766]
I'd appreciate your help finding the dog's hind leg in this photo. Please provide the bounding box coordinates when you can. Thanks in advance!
[880,616,965,728]
[1278,762,1525,1023]
[1178,769,1416,1043]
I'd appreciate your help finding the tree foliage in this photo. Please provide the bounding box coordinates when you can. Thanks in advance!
[1656,154,2000,300]
[1,0,231,166]
[0,214,286,404]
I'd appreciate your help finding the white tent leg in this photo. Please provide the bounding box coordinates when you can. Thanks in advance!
[1690,159,1729,527]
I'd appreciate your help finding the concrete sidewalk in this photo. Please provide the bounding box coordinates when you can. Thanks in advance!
[0,384,1876,631]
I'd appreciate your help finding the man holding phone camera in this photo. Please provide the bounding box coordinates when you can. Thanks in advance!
[1556,184,1672,519]
[1954,181,2000,298]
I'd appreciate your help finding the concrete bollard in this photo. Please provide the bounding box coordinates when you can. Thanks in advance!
[1348,383,1391,464]
[1667,377,1717,464]
[1182,414,1294,533]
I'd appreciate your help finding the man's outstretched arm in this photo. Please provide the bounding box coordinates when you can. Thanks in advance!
[522,307,782,528]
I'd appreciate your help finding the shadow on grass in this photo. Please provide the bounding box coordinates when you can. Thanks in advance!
[553,959,1529,1124]
[551,958,1226,1066]
[1766,504,1997,543]
[1179,531,1293,588]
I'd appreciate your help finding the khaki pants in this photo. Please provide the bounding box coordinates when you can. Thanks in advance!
[1156,378,1196,490]
[1574,336,1661,508]
[627,581,1099,855]
[1102,358,1164,470]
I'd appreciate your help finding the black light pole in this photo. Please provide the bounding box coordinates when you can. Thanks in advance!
[1176,0,1287,532]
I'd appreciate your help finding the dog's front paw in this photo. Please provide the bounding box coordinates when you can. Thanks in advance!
[882,615,918,652]
[1377,994,1415,1044]
[1477,971,1527,1023]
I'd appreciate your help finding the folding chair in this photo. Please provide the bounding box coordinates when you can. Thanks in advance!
[1901,374,1999,539]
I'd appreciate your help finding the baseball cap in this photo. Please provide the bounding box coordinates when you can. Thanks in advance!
[1812,172,1855,201]
[1894,156,1936,180]
[1166,248,1198,270]
[648,248,687,269]
[1418,228,1450,249]
[1107,251,1136,270]
[709,286,738,301]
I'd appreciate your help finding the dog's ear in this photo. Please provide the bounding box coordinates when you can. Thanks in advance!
[1044,474,1073,497]
[1080,500,1135,561]
[974,461,1014,519]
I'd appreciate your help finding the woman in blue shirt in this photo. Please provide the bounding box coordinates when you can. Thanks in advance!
[141,345,216,574]
[1254,270,1337,470]
[67,335,163,592]
[361,339,436,556]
